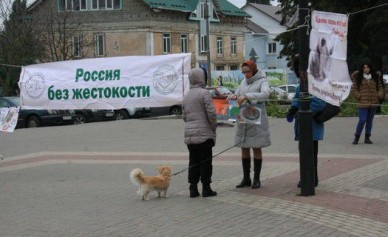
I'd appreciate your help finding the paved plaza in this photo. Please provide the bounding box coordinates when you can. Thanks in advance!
[0,116,387,236]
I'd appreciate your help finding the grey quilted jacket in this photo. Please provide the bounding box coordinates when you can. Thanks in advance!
[234,71,271,148]
[182,68,217,145]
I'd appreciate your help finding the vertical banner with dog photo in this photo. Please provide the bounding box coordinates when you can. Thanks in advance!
[0,107,19,133]
[308,11,352,106]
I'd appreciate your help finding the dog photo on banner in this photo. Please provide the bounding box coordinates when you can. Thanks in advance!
[237,102,263,124]
[308,10,352,106]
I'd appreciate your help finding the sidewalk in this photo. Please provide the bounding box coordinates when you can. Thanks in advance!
[0,117,387,236]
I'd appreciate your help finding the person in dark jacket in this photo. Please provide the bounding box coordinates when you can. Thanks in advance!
[287,85,326,187]
[182,67,217,198]
[350,63,384,144]
[286,56,326,187]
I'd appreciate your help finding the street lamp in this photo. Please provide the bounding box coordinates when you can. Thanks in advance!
[204,0,211,87]
[298,0,315,196]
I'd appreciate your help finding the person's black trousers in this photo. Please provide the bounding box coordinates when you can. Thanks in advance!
[187,139,214,185]
[313,140,319,185]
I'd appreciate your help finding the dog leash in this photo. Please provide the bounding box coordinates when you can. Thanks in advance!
[171,124,255,177]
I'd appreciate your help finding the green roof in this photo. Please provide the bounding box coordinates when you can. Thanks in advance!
[142,0,249,17]
[142,0,198,12]
[216,0,249,17]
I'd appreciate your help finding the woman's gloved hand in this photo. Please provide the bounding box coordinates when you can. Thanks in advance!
[286,106,298,123]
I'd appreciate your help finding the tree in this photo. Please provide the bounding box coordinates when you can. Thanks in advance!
[0,0,42,96]
[275,0,388,72]
[32,7,93,62]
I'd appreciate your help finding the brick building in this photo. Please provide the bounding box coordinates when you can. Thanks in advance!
[28,0,249,73]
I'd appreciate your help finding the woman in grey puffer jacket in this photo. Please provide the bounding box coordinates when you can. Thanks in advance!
[228,60,271,189]
[182,68,217,198]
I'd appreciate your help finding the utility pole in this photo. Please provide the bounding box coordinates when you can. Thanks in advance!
[298,0,315,196]
[205,0,211,87]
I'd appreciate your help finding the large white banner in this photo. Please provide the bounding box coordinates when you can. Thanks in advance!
[0,107,19,133]
[19,54,191,109]
[308,11,352,106]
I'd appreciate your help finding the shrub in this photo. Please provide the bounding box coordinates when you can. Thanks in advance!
[380,102,388,115]
[266,101,289,118]
[339,96,358,117]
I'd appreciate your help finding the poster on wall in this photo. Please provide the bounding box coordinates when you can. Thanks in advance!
[308,10,352,106]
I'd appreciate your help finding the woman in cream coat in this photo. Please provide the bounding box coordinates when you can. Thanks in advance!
[228,60,271,189]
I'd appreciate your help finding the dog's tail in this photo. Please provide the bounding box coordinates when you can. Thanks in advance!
[130,168,145,185]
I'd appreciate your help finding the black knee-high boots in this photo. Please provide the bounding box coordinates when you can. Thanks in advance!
[236,158,262,189]
[252,159,262,189]
[236,158,251,188]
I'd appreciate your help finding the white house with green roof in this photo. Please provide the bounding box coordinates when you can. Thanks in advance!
[242,3,298,84]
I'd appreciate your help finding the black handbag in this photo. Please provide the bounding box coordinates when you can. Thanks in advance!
[313,103,341,123]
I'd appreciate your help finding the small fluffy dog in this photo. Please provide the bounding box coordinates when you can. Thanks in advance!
[130,166,172,200]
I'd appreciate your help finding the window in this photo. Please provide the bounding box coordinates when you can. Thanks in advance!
[113,0,120,9]
[163,33,171,54]
[58,0,87,11]
[200,2,206,18]
[181,34,188,53]
[59,0,121,11]
[268,42,277,54]
[231,37,237,55]
[98,0,106,9]
[73,36,82,57]
[81,0,87,10]
[230,65,238,71]
[217,37,223,55]
[189,1,219,21]
[106,0,113,9]
[66,0,72,10]
[279,85,297,93]
[73,0,80,10]
[0,99,10,107]
[215,65,225,71]
[200,35,208,53]
[95,34,105,56]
